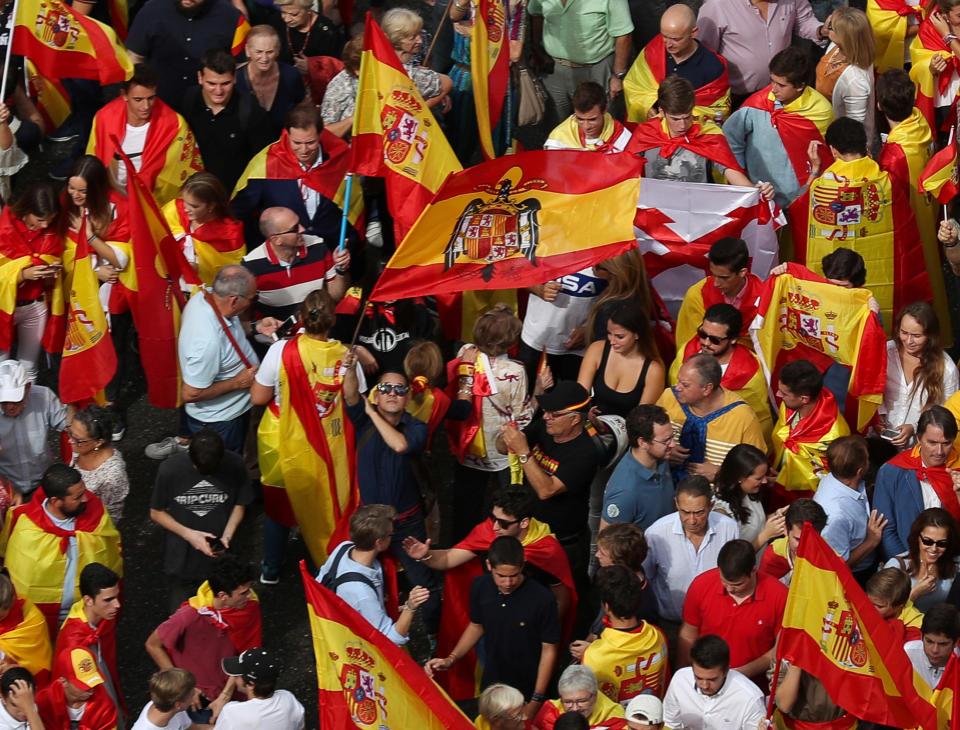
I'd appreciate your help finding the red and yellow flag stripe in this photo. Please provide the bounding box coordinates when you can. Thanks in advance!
[470,0,510,160]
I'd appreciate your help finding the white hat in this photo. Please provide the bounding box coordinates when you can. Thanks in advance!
[625,694,663,725]
[0,360,28,402]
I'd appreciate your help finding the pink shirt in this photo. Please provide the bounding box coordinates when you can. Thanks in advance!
[698,0,825,94]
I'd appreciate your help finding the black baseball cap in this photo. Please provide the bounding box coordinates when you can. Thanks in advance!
[221,647,281,680]
[538,381,591,412]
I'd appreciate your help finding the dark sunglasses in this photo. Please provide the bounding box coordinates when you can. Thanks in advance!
[376,382,410,395]
[920,535,950,549]
[491,513,521,529]
[696,328,730,346]
[271,223,300,238]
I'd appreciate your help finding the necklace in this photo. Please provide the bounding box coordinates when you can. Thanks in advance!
[286,12,316,56]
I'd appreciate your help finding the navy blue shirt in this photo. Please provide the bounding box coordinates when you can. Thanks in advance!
[666,42,726,94]
[345,401,427,513]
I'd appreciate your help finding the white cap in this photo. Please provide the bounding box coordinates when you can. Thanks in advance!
[0,360,28,402]
[624,694,663,725]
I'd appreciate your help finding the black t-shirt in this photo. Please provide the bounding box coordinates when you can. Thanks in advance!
[523,418,600,540]
[151,450,253,580]
[469,574,560,699]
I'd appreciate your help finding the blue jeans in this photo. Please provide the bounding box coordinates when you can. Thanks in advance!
[185,411,250,455]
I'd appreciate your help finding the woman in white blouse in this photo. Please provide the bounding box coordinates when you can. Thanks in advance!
[816,7,877,144]
[712,444,784,550]
[882,301,959,449]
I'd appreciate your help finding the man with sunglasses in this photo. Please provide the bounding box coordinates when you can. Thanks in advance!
[668,303,772,440]
[342,366,439,635]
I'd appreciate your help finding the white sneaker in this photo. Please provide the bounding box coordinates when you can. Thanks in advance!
[145,436,188,460]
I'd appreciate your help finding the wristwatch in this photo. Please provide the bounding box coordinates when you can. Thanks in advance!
[518,452,531,464]
[613,71,627,80]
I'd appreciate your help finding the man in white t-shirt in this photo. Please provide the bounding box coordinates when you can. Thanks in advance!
[0,668,43,730]
[216,648,304,730]
[131,668,203,730]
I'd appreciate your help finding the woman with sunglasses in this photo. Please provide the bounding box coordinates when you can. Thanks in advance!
[884,507,960,612]
[68,405,129,523]
[712,444,784,550]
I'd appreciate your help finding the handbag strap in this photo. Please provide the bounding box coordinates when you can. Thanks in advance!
[202,289,254,369]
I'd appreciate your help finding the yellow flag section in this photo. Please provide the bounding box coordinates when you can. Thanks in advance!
[26,61,70,133]
[470,0,510,160]
[369,150,644,301]
[300,561,476,730]
[780,526,938,729]
[869,0,925,73]
[929,652,958,729]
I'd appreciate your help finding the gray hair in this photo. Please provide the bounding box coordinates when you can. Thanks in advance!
[558,665,598,697]
[381,7,422,48]
[213,265,254,298]
[477,684,525,721]
[685,353,722,389]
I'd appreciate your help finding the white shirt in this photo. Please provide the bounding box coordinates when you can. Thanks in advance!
[131,702,192,730]
[662,667,765,730]
[254,338,365,408]
[920,477,942,510]
[214,690,305,730]
[0,700,29,730]
[642,511,740,621]
[830,60,875,144]
[882,341,959,445]
[904,640,948,691]
[117,122,150,187]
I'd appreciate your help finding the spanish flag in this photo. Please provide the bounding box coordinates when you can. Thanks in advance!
[57,216,117,405]
[161,199,245,288]
[780,525,939,730]
[470,0,510,160]
[625,118,746,176]
[232,14,250,56]
[186,581,262,652]
[749,266,887,432]
[909,19,958,132]
[12,0,132,85]
[870,0,926,73]
[918,140,959,203]
[930,651,959,729]
[0,596,52,686]
[623,35,730,123]
[25,61,70,134]
[351,12,461,242]
[368,150,643,302]
[118,145,201,409]
[300,561,476,730]
[105,0,127,40]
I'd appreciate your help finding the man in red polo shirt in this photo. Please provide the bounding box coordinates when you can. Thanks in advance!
[677,538,787,690]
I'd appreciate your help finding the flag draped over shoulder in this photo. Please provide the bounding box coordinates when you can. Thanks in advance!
[13,0,132,85]
[780,525,939,729]
[369,150,643,301]
[300,561,475,730]
[470,0,510,160]
[118,145,201,409]
[869,0,925,73]
[351,12,462,242]
[909,20,957,132]
[918,141,959,203]
[749,267,887,431]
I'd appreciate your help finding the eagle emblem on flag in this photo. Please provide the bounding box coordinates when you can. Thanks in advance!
[35,1,81,49]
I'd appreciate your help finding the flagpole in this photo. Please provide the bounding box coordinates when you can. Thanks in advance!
[764,638,784,728]
[422,0,453,69]
[336,172,354,262]
[0,0,22,104]
[945,127,956,221]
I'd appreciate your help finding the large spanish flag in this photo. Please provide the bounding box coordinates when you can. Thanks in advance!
[369,150,643,301]
[118,146,201,409]
[780,525,939,729]
[470,0,510,160]
[13,0,132,85]
[351,12,461,242]
[749,266,887,432]
[870,0,926,73]
[918,140,960,203]
[300,561,475,730]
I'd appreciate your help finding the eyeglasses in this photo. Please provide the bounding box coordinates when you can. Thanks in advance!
[271,223,300,238]
[491,513,521,529]
[920,535,950,549]
[543,410,578,420]
[376,382,410,395]
[561,693,595,709]
[67,431,92,444]
[648,435,676,446]
[696,328,730,346]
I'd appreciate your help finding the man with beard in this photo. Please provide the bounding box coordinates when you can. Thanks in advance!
[0,464,123,641]
[126,0,248,112]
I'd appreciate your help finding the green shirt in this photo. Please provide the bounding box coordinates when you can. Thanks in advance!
[527,0,633,65]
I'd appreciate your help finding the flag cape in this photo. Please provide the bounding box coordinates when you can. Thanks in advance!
[12,0,132,85]
[583,617,670,704]
[37,675,117,730]
[0,489,122,640]
[406,383,450,443]
[909,20,958,132]
[780,525,938,729]
[436,517,575,700]
[749,268,887,432]
[918,139,959,203]
[675,273,763,346]
[930,651,960,729]
[105,0,127,40]
[888,445,960,524]
[534,694,626,730]
[470,0,510,160]
[869,0,925,73]
[771,389,850,503]
[368,150,643,301]
[161,199,244,287]
[56,601,125,711]
[788,155,928,335]
[626,118,745,176]
[623,35,730,123]
[119,146,201,409]
[25,61,70,134]
[351,12,462,243]
[300,561,475,730]
[0,596,52,685]
[545,113,632,153]
[633,179,780,319]
[741,86,834,186]
[880,108,951,347]
[186,580,262,652]
[257,336,358,566]
[88,98,203,206]
[0,207,63,353]
[57,221,117,404]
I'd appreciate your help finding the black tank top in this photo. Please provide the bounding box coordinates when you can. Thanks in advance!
[591,342,652,418]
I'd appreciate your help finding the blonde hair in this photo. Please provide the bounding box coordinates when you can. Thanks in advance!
[381,8,423,50]
[149,669,196,712]
[246,24,281,49]
[832,7,875,69]
[477,684,525,722]
[404,341,443,406]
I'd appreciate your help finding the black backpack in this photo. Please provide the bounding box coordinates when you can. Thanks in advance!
[319,542,378,596]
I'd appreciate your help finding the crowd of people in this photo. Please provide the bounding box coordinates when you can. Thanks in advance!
[0,0,958,728]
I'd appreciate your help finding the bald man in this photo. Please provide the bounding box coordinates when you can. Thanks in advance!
[624,4,730,123]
